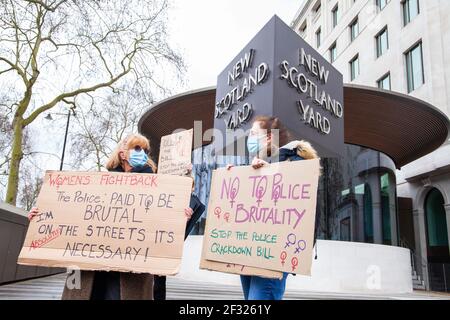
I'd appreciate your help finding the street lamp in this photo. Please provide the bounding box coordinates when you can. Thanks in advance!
[44,105,76,171]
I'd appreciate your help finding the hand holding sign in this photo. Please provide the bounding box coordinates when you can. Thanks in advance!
[200,159,320,275]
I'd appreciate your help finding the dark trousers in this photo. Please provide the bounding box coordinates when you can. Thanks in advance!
[90,271,121,300]
[153,275,166,300]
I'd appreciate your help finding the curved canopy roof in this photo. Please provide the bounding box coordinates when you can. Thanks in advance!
[138,85,450,168]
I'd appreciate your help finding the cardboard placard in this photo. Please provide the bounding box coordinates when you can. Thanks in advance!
[18,171,192,275]
[200,160,320,275]
[158,129,193,175]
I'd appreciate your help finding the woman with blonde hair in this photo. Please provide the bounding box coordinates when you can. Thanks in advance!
[29,133,194,300]
[105,133,158,173]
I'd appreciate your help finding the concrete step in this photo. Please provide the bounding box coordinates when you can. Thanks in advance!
[413,281,426,290]
[411,269,426,290]
[1,273,450,300]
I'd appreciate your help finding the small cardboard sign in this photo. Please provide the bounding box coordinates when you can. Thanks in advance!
[200,160,320,275]
[158,129,193,175]
[18,171,192,275]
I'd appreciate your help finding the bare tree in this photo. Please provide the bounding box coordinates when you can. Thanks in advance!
[18,163,43,211]
[0,88,17,182]
[68,83,149,172]
[0,0,184,205]
[0,101,33,199]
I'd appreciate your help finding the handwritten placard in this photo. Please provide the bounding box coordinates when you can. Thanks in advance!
[158,129,193,175]
[18,171,192,275]
[201,160,320,275]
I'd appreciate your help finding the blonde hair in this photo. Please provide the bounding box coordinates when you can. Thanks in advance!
[295,140,322,176]
[296,140,319,160]
[106,133,157,172]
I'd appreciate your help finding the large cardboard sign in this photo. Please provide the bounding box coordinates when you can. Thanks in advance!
[18,171,192,275]
[201,159,320,275]
[158,129,193,175]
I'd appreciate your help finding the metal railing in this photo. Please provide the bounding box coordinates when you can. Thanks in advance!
[428,263,450,293]
[399,238,450,293]
[399,238,427,281]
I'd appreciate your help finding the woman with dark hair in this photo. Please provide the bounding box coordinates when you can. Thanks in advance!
[228,115,320,300]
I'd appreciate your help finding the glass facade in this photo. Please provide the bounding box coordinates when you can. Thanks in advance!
[189,143,399,247]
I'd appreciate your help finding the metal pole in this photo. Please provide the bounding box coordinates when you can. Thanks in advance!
[59,110,71,171]
[394,174,400,247]
[443,263,447,292]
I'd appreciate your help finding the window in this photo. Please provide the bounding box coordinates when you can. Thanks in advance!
[376,27,389,57]
[332,5,339,28]
[350,18,359,42]
[340,217,351,241]
[405,42,424,92]
[316,28,322,48]
[403,0,419,26]
[380,173,392,245]
[363,184,374,243]
[425,188,449,247]
[313,1,321,15]
[329,43,337,63]
[350,55,359,81]
[376,0,387,11]
[299,21,307,37]
[377,73,391,90]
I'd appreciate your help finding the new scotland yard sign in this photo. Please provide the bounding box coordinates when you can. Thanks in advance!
[213,15,344,158]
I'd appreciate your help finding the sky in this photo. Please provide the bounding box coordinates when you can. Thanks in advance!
[168,0,304,92]
[14,1,306,178]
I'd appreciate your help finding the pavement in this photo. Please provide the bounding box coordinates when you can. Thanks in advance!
[1,273,450,300]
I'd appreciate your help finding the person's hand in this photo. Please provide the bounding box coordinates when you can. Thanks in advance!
[184,207,193,220]
[28,207,39,221]
[183,163,193,176]
[251,158,268,169]
[226,164,234,170]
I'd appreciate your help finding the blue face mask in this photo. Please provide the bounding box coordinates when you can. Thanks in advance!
[129,149,148,168]
[247,135,264,154]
